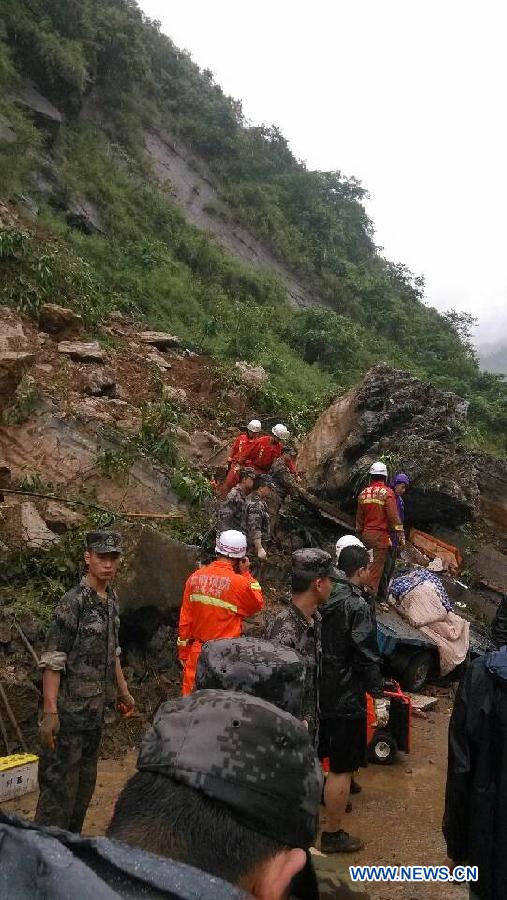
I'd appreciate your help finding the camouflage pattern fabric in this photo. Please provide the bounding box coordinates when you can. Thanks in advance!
[240,493,270,553]
[194,637,306,717]
[35,724,102,832]
[217,486,248,534]
[138,689,323,848]
[39,579,120,729]
[269,456,297,499]
[265,604,321,745]
[291,548,340,581]
[86,530,122,554]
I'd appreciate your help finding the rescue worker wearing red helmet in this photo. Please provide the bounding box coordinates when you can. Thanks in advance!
[219,419,262,498]
[177,530,264,694]
[356,461,404,598]
[238,423,293,474]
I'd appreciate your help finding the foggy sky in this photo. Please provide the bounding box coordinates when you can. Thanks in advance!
[138,0,507,347]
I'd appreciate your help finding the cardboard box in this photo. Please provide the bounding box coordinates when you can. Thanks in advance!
[0,753,39,801]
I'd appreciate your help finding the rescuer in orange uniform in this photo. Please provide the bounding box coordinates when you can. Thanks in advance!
[177,530,264,694]
[238,423,292,474]
[218,419,262,498]
[356,461,405,597]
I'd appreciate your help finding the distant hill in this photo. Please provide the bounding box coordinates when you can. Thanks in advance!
[480,344,507,376]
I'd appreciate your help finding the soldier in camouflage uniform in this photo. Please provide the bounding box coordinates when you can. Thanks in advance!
[108,690,323,899]
[265,549,338,746]
[216,466,256,535]
[241,473,275,573]
[35,531,135,832]
[269,447,298,536]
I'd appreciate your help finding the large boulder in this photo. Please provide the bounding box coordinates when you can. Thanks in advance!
[0,352,36,413]
[38,303,83,335]
[299,364,479,527]
[117,527,198,620]
[473,453,507,543]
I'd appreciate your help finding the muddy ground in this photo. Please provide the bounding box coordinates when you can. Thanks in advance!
[4,699,467,900]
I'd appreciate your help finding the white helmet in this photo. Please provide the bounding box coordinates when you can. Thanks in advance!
[336,534,365,563]
[247,419,262,434]
[272,423,290,442]
[215,530,247,559]
[369,461,388,478]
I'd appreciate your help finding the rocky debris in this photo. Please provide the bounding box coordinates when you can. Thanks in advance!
[34,364,54,376]
[0,352,36,413]
[235,360,268,388]
[299,364,480,527]
[474,543,507,595]
[0,462,11,503]
[118,527,198,618]
[38,303,83,335]
[147,349,172,371]
[4,501,60,549]
[66,198,104,235]
[138,332,182,350]
[58,341,106,363]
[175,428,223,467]
[69,397,141,432]
[162,384,187,404]
[42,501,85,534]
[0,308,32,354]
[474,453,507,543]
[82,367,117,397]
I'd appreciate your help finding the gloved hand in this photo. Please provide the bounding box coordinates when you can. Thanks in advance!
[118,690,135,709]
[257,546,267,561]
[40,712,60,751]
[374,698,389,728]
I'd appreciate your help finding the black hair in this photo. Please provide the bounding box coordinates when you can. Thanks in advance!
[292,573,316,594]
[107,772,286,884]
[340,545,370,577]
[370,473,387,483]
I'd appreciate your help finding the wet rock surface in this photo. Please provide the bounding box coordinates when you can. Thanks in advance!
[300,364,481,528]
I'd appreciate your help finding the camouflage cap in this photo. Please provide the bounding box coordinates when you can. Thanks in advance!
[138,689,322,848]
[255,474,276,489]
[194,637,305,717]
[238,466,257,481]
[85,530,122,554]
[292,548,340,580]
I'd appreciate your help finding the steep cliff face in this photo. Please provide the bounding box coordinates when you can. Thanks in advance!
[299,365,486,529]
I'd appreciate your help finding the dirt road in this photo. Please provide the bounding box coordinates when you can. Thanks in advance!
[5,701,467,900]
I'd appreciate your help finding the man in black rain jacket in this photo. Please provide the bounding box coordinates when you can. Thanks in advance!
[443,645,507,900]
[319,545,385,854]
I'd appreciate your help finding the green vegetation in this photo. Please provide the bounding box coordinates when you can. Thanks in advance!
[0,0,505,450]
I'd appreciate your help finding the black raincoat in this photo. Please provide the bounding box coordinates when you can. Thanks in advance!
[319,576,383,720]
[0,812,248,899]
[443,647,507,900]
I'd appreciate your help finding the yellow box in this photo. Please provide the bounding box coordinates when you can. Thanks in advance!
[0,753,38,800]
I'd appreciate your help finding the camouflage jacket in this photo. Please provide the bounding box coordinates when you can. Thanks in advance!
[269,457,297,499]
[241,493,270,550]
[217,485,248,534]
[40,579,120,730]
[265,603,321,745]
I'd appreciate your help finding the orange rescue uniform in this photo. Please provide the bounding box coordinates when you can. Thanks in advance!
[177,558,264,694]
[356,480,404,594]
[239,435,296,475]
[219,432,257,498]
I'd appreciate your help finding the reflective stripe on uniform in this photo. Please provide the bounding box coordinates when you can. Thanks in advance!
[177,638,190,646]
[360,498,386,506]
[250,582,262,591]
[189,593,238,613]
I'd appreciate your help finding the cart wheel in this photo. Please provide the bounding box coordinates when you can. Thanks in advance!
[400,650,434,692]
[368,732,397,765]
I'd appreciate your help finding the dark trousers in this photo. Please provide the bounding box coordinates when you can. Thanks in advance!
[35,722,102,833]
[377,546,398,602]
